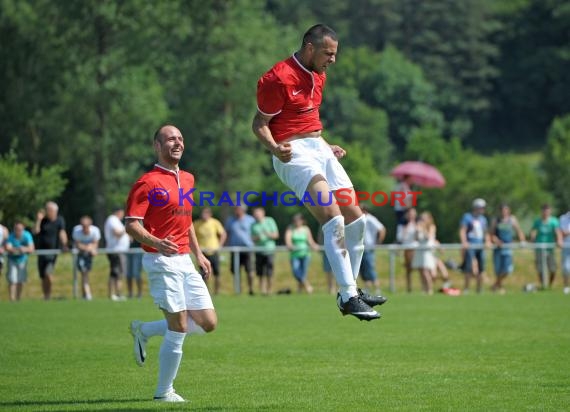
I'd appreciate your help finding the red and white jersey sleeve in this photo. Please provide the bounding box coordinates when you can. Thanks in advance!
[125,179,149,220]
[257,71,286,116]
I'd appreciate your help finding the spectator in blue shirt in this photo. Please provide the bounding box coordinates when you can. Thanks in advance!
[225,206,256,295]
[5,222,35,301]
[459,198,492,293]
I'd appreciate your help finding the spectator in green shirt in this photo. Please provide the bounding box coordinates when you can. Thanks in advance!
[530,204,563,288]
[285,213,319,294]
[251,208,279,295]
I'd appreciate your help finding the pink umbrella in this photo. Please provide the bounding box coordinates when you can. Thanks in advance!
[390,161,446,188]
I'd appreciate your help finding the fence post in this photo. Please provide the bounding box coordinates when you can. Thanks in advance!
[72,249,78,299]
[540,245,547,289]
[389,248,396,293]
[232,249,241,294]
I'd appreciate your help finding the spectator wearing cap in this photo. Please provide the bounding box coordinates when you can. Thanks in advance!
[489,204,526,294]
[459,198,492,293]
[530,204,563,288]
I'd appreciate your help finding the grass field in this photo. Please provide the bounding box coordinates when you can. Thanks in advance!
[0,291,569,411]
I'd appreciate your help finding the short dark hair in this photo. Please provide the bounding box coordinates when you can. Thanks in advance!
[302,24,337,48]
[153,124,177,142]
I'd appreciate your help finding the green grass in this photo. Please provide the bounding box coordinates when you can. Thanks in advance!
[0,292,569,411]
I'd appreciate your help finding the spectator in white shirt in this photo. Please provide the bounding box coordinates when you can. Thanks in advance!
[104,207,130,301]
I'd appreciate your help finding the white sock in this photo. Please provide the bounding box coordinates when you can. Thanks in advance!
[141,320,167,338]
[155,330,186,397]
[322,215,357,302]
[141,318,205,338]
[344,215,365,281]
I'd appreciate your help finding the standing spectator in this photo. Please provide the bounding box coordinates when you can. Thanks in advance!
[104,207,130,301]
[72,216,101,300]
[490,204,526,294]
[251,207,279,295]
[127,238,144,299]
[530,204,563,288]
[0,223,8,281]
[560,210,570,294]
[285,213,318,294]
[33,201,68,300]
[194,207,226,295]
[5,222,34,301]
[397,207,418,293]
[225,206,255,295]
[393,175,414,228]
[459,199,492,293]
[412,212,437,295]
[359,204,387,298]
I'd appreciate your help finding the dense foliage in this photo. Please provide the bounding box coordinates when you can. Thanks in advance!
[0,0,568,240]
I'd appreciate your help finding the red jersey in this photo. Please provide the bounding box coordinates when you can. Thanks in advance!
[256,54,325,142]
[125,164,194,254]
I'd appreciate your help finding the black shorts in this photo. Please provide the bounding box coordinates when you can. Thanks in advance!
[77,253,93,273]
[38,255,58,279]
[230,252,253,274]
[107,253,126,278]
[255,253,274,277]
[205,253,220,277]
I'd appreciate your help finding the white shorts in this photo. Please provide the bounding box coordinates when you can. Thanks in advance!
[142,254,214,313]
[7,261,27,284]
[273,137,353,200]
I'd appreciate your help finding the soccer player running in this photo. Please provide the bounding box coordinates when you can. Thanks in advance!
[252,24,387,321]
[126,125,217,402]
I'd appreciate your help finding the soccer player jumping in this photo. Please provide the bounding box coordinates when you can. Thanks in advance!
[252,24,387,321]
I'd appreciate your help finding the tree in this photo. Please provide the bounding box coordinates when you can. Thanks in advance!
[0,151,67,225]
[543,114,570,212]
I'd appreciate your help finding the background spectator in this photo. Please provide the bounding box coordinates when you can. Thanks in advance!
[560,210,570,295]
[195,207,227,295]
[72,216,100,301]
[285,213,318,294]
[104,207,130,301]
[397,207,418,292]
[360,204,386,295]
[225,205,255,295]
[5,222,34,301]
[530,204,562,288]
[393,175,414,229]
[0,223,8,281]
[412,212,437,295]
[251,207,279,295]
[33,201,68,300]
[459,198,491,293]
[126,238,144,299]
[490,204,526,294]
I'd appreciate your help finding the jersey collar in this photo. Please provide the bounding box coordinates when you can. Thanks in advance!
[154,163,179,174]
